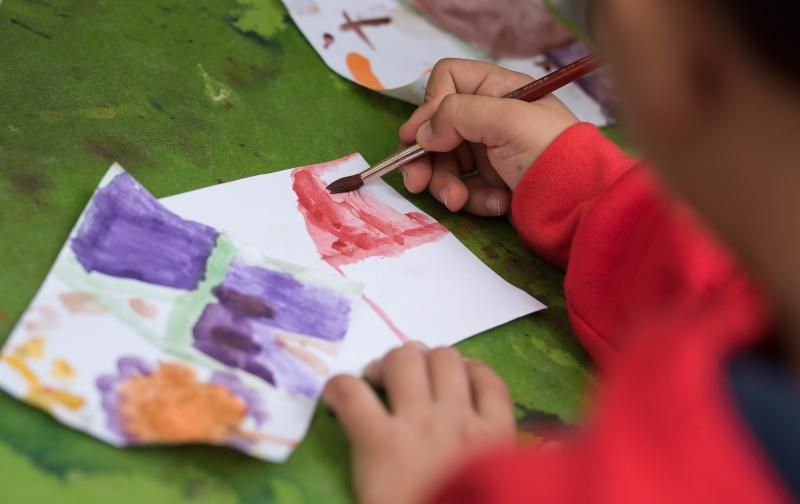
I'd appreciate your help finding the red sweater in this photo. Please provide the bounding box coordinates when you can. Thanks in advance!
[432,124,791,503]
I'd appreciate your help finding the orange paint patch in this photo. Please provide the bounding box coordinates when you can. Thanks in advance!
[24,306,59,333]
[51,358,76,381]
[346,52,383,90]
[2,354,85,411]
[14,337,45,359]
[29,388,86,410]
[3,355,40,386]
[59,292,105,315]
[118,363,247,443]
[128,298,158,319]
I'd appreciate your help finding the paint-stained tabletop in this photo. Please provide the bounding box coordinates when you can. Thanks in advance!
[0,0,598,501]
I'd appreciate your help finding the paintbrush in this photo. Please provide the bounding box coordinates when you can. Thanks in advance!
[327,52,604,194]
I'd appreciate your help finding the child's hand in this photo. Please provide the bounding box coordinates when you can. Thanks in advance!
[323,343,516,504]
[399,59,579,216]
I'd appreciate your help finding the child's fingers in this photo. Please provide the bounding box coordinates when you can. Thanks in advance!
[401,157,433,194]
[323,375,390,445]
[429,153,470,212]
[470,143,507,188]
[462,175,511,217]
[375,343,433,415]
[427,347,471,409]
[466,360,515,430]
[416,94,527,153]
[400,59,531,144]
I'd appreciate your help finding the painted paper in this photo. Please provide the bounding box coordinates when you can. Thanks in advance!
[163,153,546,374]
[0,165,361,462]
[281,0,611,125]
[2,155,545,462]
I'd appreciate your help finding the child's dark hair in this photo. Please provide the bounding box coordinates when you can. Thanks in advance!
[715,0,799,82]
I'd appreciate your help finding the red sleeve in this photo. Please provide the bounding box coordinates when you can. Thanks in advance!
[510,123,638,268]
[510,123,735,365]
[426,126,790,504]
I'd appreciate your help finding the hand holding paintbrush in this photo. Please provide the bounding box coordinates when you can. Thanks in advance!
[327,53,604,196]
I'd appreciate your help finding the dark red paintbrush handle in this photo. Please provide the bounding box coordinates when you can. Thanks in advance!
[504,52,603,102]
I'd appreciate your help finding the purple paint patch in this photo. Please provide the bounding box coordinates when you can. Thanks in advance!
[193,302,326,397]
[192,261,352,397]
[71,172,218,290]
[217,260,351,342]
[96,356,153,442]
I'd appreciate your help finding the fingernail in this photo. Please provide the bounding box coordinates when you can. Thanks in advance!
[417,121,433,144]
[486,195,501,215]
[400,167,407,183]
[439,188,449,209]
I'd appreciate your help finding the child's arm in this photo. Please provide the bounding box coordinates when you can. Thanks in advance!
[403,60,736,366]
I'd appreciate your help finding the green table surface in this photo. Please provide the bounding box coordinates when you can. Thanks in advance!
[0,0,608,501]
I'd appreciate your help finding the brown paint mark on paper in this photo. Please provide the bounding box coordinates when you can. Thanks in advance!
[60,292,106,315]
[340,11,391,50]
[129,298,158,319]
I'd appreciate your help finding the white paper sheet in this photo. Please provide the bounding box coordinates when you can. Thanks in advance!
[0,165,362,462]
[1,154,545,463]
[281,0,610,126]
[163,153,545,374]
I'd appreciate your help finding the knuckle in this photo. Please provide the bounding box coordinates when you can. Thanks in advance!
[384,345,414,366]
[440,93,461,118]
[325,376,360,403]
[431,58,455,75]
[429,346,461,364]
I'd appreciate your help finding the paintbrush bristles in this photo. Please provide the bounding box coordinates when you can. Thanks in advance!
[326,174,364,194]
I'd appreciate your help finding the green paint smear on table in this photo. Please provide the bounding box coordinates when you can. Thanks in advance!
[230,0,287,38]
[0,0,634,500]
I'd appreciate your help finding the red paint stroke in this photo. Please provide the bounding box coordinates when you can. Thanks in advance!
[291,161,447,268]
[361,294,408,343]
[292,157,446,342]
[323,33,334,49]
[340,10,392,50]
[330,265,408,343]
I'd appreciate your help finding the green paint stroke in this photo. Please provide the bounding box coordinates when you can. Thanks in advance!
[163,234,238,351]
[231,0,287,38]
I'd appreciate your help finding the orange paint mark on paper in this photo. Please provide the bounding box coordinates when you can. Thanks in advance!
[118,363,248,443]
[346,52,383,90]
[128,298,158,319]
[2,354,85,411]
[24,306,58,333]
[276,334,329,376]
[234,429,299,447]
[59,292,105,315]
[3,355,40,386]
[51,358,76,381]
[30,388,85,410]
[14,337,45,359]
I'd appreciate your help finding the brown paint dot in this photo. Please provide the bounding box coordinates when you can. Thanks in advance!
[59,292,105,315]
[129,298,158,319]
